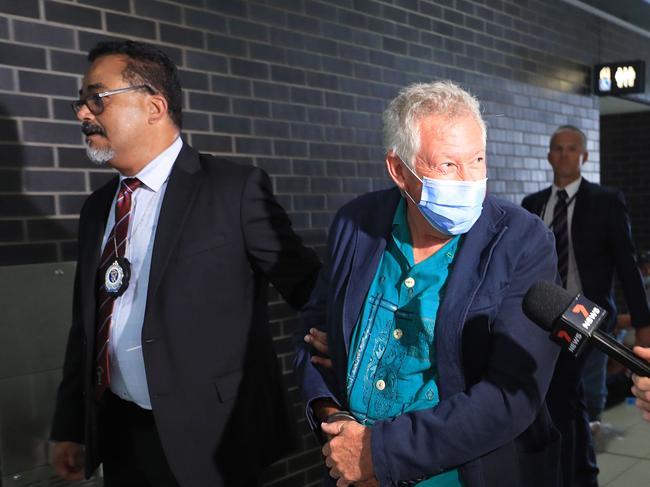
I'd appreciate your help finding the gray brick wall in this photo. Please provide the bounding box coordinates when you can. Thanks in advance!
[1,1,649,485]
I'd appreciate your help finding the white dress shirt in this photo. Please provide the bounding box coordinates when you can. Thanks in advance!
[542,176,583,297]
[101,136,182,409]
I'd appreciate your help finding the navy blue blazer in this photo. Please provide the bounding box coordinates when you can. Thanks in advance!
[522,178,650,331]
[51,145,321,486]
[295,188,562,486]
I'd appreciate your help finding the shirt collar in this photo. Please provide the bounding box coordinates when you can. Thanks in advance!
[120,136,183,192]
[552,176,582,199]
[391,198,413,262]
[391,197,461,266]
[392,197,407,229]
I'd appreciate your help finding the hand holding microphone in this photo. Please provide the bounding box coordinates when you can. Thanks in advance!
[522,281,650,377]
[631,346,650,422]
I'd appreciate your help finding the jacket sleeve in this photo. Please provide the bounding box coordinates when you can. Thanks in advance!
[240,166,321,310]
[608,190,650,328]
[371,216,561,484]
[293,211,348,431]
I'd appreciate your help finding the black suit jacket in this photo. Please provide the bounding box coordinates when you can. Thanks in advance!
[50,143,321,486]
[522,178,650,331]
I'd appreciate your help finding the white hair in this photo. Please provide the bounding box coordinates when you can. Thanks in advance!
[382,80,486,169]
[85,144,115,165]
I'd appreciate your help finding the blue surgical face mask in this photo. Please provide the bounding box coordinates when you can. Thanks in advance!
[399,156,487,235]
[643,275,650,287]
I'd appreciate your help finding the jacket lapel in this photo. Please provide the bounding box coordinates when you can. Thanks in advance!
[435,195,506,394]
[342,189,400,353]
[146,144,202,303]
[534,187,552,217]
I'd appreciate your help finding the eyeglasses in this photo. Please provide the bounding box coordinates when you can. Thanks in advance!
[71,84,154,116]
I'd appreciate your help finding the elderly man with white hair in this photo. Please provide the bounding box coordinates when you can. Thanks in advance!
[295,81,562,487]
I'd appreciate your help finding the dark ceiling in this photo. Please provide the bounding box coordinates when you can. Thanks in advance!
[581,0,650,34]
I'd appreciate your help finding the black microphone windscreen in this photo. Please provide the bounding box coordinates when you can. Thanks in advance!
[522,281,575,331]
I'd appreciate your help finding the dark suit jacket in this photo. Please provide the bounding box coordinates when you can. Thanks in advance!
[522,178,650,331]
[295,188,562,487]
[50,143,321,487]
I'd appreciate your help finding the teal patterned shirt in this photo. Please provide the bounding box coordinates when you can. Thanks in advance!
[347,198,462,487]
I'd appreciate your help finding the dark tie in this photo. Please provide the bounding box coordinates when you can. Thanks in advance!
[95,177,141,400]
[553,189,569,288]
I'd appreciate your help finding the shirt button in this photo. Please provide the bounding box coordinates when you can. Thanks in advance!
[404,277,415,288]
[375,379,386,391]
[393,328,403,340]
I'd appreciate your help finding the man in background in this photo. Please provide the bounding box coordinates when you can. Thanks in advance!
[49,40,320,487]
[522,125,650,487]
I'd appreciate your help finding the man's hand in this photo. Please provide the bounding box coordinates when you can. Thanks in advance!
[313,398,341,424]
[321,420,374,487]
[304,328,332,369]
[635,326,650,347]
[632,346,650,422]
[355,478,379,486]
[51,441,85,481]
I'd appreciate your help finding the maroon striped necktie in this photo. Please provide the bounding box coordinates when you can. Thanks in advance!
[95,177,141,400]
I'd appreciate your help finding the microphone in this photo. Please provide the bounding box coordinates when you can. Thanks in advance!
[522,281,650,377]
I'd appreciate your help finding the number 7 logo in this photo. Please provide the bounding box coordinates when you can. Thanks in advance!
[572,304,589,318]
[556,330,572,344]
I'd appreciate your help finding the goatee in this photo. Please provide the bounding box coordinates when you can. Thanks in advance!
[85,144,115,165]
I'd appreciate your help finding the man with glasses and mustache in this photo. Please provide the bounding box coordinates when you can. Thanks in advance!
[78,84,155,163]
[49,40,320,487]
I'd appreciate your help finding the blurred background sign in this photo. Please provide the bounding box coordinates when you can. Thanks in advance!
[594,60,646,95]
